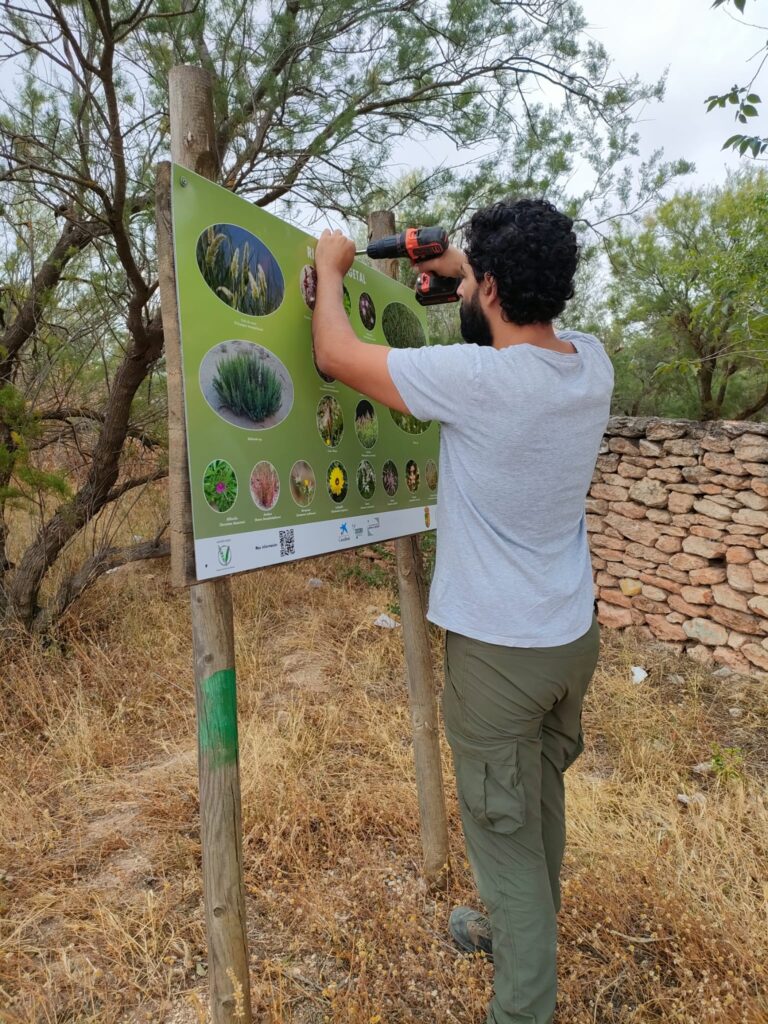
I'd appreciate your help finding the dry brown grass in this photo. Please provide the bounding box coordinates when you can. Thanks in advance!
[1,551,766,1023]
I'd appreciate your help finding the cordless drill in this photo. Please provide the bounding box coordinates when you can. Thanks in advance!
[357,226,460,306]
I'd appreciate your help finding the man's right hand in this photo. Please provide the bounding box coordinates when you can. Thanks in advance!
[417,243,468,280]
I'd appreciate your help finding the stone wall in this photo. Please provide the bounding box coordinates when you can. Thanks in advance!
[589,417,768,676]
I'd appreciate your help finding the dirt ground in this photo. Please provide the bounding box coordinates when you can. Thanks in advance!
[1,550,766,1022]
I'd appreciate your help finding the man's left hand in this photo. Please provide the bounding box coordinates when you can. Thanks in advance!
[315,228,355,279]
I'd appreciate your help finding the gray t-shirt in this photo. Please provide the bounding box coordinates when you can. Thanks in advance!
[387,331,614,647]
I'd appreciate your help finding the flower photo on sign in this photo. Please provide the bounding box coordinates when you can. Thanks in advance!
[204,459,238,513]
[327,461,348,503]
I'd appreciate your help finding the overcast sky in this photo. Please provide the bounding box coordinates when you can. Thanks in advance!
[376,0,764,236]
[578,0,762,189]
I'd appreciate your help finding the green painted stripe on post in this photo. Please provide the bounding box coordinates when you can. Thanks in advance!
[199,668,238,766]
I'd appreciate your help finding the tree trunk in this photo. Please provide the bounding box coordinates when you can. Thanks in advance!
[697,361,720,421]
[6,324,164,628]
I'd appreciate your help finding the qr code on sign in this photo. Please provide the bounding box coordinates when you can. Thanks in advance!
[279,528,295,558]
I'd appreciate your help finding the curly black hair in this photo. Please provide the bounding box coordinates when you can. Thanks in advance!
[463,198,579,325]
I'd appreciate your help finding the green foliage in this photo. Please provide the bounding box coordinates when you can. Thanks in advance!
[213,352,283,422]
[706,0,767,157]
[603,169,768,421]
[341,557,391,589]
[203,459,237,513]
[709,743,744,783]
[0,385,70,504]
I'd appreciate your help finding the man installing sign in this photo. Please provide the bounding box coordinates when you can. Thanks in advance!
[312,198,614,1024]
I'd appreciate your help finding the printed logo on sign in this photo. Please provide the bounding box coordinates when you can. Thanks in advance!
[338,522,350,542]
[367,517,380,536]
[217,543,232,567]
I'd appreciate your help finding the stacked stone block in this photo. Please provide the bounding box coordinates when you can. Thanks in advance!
[589,417,768,677]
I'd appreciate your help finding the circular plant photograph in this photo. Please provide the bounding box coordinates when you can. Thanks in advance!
[196,224,284,316]
[405,459,420,493]
[381,301,427,349]
[359,292,376,330]
[300,264,317,310]
[290,460,316,507]
[390,407,431,435]
[425,459,438,492]
[354,399,378,449]
[381,302,432,434]
[343,286,352,317]
[357,459,376,500]
[327,461,348,503]
[203,459,238,514]
[250,461,280,511]
[382,460,399,497]
[316,394,344,448]
[200,341,294,430]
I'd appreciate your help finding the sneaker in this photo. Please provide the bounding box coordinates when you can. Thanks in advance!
[449,906,493,959]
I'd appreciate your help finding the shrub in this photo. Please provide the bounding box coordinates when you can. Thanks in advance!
[213,351,283,422]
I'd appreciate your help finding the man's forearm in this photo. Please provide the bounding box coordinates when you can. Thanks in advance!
[312,272,360,378]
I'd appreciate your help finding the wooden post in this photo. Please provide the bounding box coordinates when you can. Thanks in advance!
[367,211,450,887]
[156,66,252,1022]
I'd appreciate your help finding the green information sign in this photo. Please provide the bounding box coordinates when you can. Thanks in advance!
[171,166,438,579]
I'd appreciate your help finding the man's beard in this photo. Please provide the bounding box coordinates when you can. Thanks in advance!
[459,290,494,347]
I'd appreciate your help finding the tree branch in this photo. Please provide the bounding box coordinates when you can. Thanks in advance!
[38,406,164,449]
[735,384,768,421]
[0,217,106,381]
[37,527,170,634]
[103,467,167,504]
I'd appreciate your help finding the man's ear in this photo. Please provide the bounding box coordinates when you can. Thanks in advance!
[483,273,498,304]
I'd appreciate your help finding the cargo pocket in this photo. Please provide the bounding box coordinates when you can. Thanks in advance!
[455,741,526,835]
[563,729,585,772]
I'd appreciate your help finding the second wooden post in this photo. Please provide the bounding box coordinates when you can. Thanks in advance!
[367,210,450,886]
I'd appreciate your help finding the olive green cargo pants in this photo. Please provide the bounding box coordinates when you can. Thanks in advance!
[443,616,600,1024]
